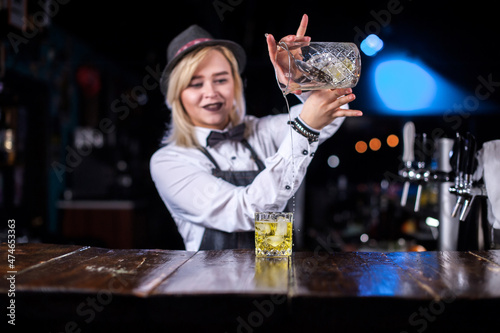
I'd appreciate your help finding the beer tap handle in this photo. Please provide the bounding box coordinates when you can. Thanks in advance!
[449,132,462,182]
[458,133,478,222]
[400,121,415,206]
[423,133,433,167]
[402,121,415,166]
[465,132,477,177]
[459,133,469,179]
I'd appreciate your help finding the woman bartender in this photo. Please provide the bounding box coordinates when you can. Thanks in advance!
[150,14,362,251]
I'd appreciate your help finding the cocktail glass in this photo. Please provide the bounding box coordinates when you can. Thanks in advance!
[255,212,293,257]
[272,40,361,95]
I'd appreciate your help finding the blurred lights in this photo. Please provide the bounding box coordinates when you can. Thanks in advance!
[426,217,440,228]
[355,141,368,153]
[372,55,469,115]
[355,135,400,153]
[369,138,381,151]
[136,91,148,106]
[3,129,14,151]
[386,134,399,148]
[327,155,340,168]
[375,59,437,111]
[360,34,384,56]
[360,233,369,243]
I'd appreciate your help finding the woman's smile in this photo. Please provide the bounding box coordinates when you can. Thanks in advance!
[202,102,224,112]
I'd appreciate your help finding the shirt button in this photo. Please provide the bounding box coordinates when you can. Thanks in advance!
[302,150,308,155]
[310,152,315,157]
[285,185,291,190]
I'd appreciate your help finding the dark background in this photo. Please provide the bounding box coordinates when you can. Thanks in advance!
[1,0,499,250]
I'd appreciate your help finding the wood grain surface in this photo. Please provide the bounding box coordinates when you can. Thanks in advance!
[1,243,499,332]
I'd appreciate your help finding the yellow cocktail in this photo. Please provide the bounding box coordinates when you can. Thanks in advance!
[255,212,293,257]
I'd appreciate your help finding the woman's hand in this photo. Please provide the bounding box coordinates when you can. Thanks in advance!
[267,14,363,128]
[300,88,363,130]
[266,14,310,94]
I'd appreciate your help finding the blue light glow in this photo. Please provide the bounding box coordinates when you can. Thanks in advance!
[370,52,497,115]
[360,34,384,56]
[375,60,437,111]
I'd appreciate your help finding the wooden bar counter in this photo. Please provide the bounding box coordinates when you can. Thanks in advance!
[1,243,500,332]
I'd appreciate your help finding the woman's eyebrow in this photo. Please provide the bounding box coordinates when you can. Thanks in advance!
[190,71,229,81]
[213,71,230,77]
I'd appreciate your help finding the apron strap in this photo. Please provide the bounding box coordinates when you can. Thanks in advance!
[199,146,222,170]
[241,139,266,171]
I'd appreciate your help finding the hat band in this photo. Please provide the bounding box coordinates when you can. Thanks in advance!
[175,38,212,57]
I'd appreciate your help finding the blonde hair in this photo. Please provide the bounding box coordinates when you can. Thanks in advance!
[163,46,246,148]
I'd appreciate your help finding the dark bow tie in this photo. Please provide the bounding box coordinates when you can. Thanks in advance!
[206,123,246,147]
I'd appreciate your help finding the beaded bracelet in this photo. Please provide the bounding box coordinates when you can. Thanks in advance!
[287,117,320,143]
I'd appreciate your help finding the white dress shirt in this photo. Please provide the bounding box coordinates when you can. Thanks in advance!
[150,102,345,251]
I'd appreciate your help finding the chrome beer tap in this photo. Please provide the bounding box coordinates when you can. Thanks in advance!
[395,124,491,250]
[399,122,436,212]
[449,132,488,222]
[399,122,452,213]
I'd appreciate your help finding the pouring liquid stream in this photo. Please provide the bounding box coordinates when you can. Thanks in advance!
[278,41,296,217]
[283,92,296,216]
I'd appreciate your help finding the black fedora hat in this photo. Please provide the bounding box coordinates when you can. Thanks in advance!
[160,24,247,96]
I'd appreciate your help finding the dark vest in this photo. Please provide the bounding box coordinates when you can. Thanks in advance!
[198,139,265,250]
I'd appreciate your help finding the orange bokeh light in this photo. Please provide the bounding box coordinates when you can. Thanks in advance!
[369,138,382,151]
[387,134,399,148]
[355,141,368,153]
